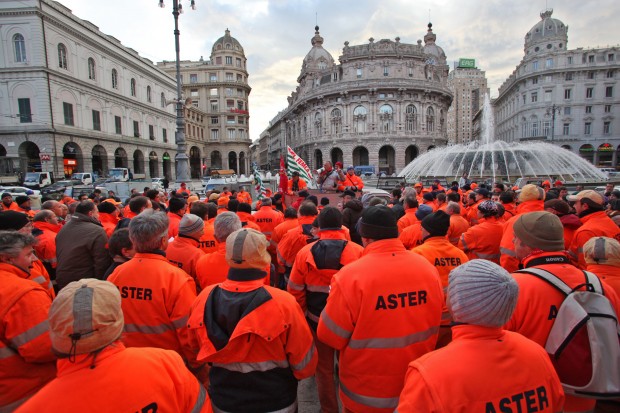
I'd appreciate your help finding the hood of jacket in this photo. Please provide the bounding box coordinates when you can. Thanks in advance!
[559,213,582,230]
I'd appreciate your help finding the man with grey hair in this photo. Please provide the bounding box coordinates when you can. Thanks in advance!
[32,210,61,278]
[446,201,470,246]
[0,231,56,410]
[55,200,111,290]
[195,212,243,289]
[41,200,66,223]
[107,210,199,367]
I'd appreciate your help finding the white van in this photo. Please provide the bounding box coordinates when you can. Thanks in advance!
[71,172,93,185]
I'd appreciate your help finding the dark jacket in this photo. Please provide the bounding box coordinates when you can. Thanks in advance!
[55,212,111,289]
[342,199,363,245]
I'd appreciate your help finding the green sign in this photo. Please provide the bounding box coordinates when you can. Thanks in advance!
[458,58,476,68]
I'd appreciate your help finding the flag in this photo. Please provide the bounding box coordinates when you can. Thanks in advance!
[253,168,267,200]
[278,155,288,193]
[286,146,313,182]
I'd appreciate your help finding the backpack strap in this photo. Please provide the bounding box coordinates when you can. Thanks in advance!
[583,270,604,295]
[516,267,572,296]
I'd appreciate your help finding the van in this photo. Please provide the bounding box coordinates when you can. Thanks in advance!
[354,165,375,177]
[23,171,54,189]
[71,172,93,185]
[598,168,617,177]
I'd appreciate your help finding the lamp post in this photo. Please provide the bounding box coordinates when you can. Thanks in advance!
[158,0,195,183]
[546,104,562,143]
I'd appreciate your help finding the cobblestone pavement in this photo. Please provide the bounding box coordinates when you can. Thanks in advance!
[298,376,321,413]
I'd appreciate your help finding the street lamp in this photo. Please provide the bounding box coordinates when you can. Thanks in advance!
[158,0,195,183]
[546,104,562,143]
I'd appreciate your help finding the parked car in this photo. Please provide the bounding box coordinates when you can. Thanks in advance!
[41,180,84,199]
[0,186,41,197]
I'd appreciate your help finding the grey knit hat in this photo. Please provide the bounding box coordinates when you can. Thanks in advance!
[448,259,519,327]
[178,213,204,237]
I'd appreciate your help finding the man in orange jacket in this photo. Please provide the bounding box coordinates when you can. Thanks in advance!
[288,171,308,193]
[97,201,120,237]
[167,197,187,238]
[459,200,504,264]
[446,201,470,246]
[1,192,21,211]
[337,166,364,192]
[166,214,205,284]
[288,207,363,413]
[397,195,419,233]
[399,204,432,249]
[583,236,620,297]
[191,202,219,254]
[318,206,443,413]
[18,278,211,413]
[396,259,565,413]
[236,202,261,231]
[0,232,56,411]
[566,189,620,268]
[14,196,36,218]
[506,211,620,412]
[466,187,488,226]
[253,197,283,244]
[188,228,317,413]
[500,184,546,272]
[236,185,252,204]
[32,210,61,275]
[107,210,198,367]
[276,202,319,281]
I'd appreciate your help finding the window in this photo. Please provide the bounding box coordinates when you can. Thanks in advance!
[426,107,435,132]
[130,78,136,97]
[606,86,614,98]
[227,116,235,124]
[226,100,234,108]
[567,56,573,64]
[318,61,327,70]
[236,58,241,67]
[57,44,68,69]
[544,90,552,102]
[545,75,552,83]
[584,122,591,135]
[191,89,199,97]
[586,105,592,114]
[588,55,595,63]
[237,74,243,82]
[588,71,595,80]
[586,87,594,99]
[545,58,553,68]
[17,98,31,123]
[92,110,101,131]
[543,121,550,137]
[357,68,362,78]
[564,107,571,115]
[563,123,570,135]
[609,54,615,62]
[133,121,140,137]
[210,100,218,111]
[383,66,389,76]
[532,61,539,70]
[228,129,235,140]
[179,75,183,84]
[147,86,152,102]
[190,74,198,83]
[531,92,538,102]
[209,73,217,82]
[608,70,615,79]
[605,105,612,113]
[226,73,234,81]
[215,56,222,65]
[531,121,539,137]
[225,56,232,65]
[209,88,218,96]
[211,117,219,124]
[237,101,244,110]
[405,104,417,132]
[564,89,572,100]
[522,94,526,104]
[408,67,413,77]
[162,128,168,143]
[210,129,219,140]
[112,69,118,89]
[225,88,233,96]
[565,72,573,81]
[161,92,166,108]
[63,102,74,125]
[604,121,611,135]
[115,116,122,134]
[149,124,155,140]
[13,34,26,62]
[532,77,538,84]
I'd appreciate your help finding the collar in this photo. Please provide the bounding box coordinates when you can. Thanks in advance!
[522,251,570,268]
[57,342,125,375]
[227,268,268,282]
[421,236,451,245]
[32,220,62,233]
[318,229,347,240]
[451,324,505,341]
[133,251,167,261]
[0,262,30,278]
[579,209,607,222]
[516,200,544,214]
[176,234,200,245]
[362,238,406,256]
[298,215,316,225]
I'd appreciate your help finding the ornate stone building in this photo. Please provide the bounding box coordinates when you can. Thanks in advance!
[0,0,179,179]
[157,29,252,177]
[260,24,452,174]
[494,9,620,168]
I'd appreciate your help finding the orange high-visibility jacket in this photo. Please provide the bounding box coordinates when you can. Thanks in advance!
[399,221,423,250]
[166,236,205,282]
[16,343,210,413]
[271,218,298,246]
[236,190,252,204]
[167,212,183,239]
[194,243,269,290]
[447,214,470,246]
[253,206,284,241]
[0,263,56,410]
[466,199,483,226]
[459,217,504,264]
[396,325,565,413]
[98,212,119,238]
[337,173,364,192]
[28,260,55,298]
[287,229,363,327]
[318,238,443,413]
[586,263,620,297]
[188,277,317,413]
[568,211,620,269]
[198,218,218,254]
[107,252,198,364]
[499,200,545,273]
[506,252,620,412]
[276,216,318,269]
[237,211,261,231]
[32,221,60,269]
[288,178,308,192]
[397,208,418,233]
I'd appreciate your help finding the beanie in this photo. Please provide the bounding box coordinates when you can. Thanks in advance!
[583,237,620,267]
[421,211,451,237]
[97,202,117,214]
[544,199,570,216]
[478,200,499,217]
[513,211,564,251]
[415,204,433,221]
[15,195,30,206]
[448,259,519,327]
[49,279,123,355]
[318,207,342,230]
[320,197,330,206]
[1,192,10,199]
[519,184,545,202]
[0,211,29,230]
[359,205,398,240]
[422,192,435,202]
[168,197,186,213]
[225,228,271,269]
[178,213,204,237]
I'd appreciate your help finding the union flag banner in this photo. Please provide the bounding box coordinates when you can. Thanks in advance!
[286,146,313,182]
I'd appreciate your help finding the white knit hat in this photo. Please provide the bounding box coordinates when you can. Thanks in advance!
[448,260,519,327]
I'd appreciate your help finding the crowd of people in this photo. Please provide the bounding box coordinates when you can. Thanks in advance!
[0,170,619,412]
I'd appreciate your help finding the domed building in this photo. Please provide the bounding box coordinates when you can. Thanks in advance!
[494,9,620,169]
[259,24,453,174]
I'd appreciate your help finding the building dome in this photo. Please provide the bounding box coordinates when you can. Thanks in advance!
[524,9,568,54]
[212,29,244,54]
[423,23,446,65]
[300,26,335,76]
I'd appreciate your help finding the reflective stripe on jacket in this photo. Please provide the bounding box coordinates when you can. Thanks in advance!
[447,214,469,246]
[459,217,504,264]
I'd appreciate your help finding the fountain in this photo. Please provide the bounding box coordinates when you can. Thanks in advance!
[399,94,607,184]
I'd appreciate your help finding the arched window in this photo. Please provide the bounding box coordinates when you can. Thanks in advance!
[88,57,96,80]
[331,108,342,134]
[426,107,435,132]
[111,69,118,89]
[130,78,136,97]
[353,105,367,133]
[405,104,417,132]
[58,43,68,69]
[314,112,322,137]
[147,86,152,103]
[13,34,26,63]
[318,61,327,70]
[161,92,166,108]
[379,104,393,114]
[379,104,393,132]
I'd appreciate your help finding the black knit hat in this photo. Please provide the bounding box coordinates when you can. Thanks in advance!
[359,206,398,240]
[97,202,117,214]
[15,196,30,206]
[318,206,342,230]
[423,192,435,202]
[168,197,186,213]
[0,211,29,230]
[421,210,451,237]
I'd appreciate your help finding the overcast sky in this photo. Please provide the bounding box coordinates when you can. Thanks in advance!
[58,0,620,142]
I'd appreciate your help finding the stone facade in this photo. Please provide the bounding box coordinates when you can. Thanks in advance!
[259,24,452,175]
[447,65,488,145]
[0,0,179,180]
[494,9,620,168]
[157,29,252,177]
